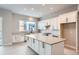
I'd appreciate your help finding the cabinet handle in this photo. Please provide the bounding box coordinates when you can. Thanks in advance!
[42,42,44,48]
[66,18,68,23]
[33,39,35,43]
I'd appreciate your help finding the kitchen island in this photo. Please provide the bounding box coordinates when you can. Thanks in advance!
[26,33,65,55]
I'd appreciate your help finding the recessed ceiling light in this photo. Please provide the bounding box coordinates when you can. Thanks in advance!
[24,8,27,10]
[50,8,53,10]
[31,8,34,10]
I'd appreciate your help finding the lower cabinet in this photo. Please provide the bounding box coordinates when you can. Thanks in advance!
[13,34,25,43]
[39,42,52,55]
[34,40,39,53]
[45,43,51,55]
[27,37,32,47]
[52,42,64,55]
[27,38,64,55]
[31,38,35,49]
[39,42,45,55]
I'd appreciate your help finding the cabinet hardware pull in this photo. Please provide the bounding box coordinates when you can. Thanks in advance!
[66,18,68,22]
[33,39,35,43]
[42,42,44,48]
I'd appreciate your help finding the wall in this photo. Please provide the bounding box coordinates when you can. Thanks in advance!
[12,13,39,33]
[12,13,40,43]
[0,8,40,45]
[0,8,13,45]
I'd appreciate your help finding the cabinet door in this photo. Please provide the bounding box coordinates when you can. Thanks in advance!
[59,14,66,23]
[19,35,24,42]
[27,37,32,47]
[45,44,51,55]
[39,42,45,55]
[52,42,64,55]
[34,40,39,53]
[31,38,35,50]
[13,35,16,42]
[66,11,77,23]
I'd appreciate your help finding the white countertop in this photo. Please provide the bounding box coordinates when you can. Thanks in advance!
[26,33,65,45]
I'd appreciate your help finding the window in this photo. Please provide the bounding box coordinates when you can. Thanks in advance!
[19,20,36,33]
[19,20,25,32]
[24,21,36,33]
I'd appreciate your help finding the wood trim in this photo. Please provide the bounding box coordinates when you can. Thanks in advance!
[64,44,76,50]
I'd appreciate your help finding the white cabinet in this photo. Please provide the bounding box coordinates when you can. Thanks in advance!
[39,42,52,55]
[27,37,32,47]
[59,11,77,24]
[27,37,64,55]
[52,42,64,55]
[66,11,77,23]
[34,40,39,53]
[13,34,24,43]
[45,44,51,55]
[59,14,67,23]
[39,42,45,55]
[31,38,35,50]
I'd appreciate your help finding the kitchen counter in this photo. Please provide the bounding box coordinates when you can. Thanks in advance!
[26,33,65,55]
[26,33,65,45]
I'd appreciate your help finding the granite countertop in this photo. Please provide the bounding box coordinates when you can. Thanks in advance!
[26,33,65,45]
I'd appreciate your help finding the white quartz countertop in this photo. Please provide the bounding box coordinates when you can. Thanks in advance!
[26,33,65,45]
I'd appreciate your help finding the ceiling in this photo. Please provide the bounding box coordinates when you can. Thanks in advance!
[0,4,76,17]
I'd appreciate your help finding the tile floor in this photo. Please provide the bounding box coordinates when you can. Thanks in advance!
[0,42,78,55]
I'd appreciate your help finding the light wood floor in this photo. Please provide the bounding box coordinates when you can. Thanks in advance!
[0,42,78,55]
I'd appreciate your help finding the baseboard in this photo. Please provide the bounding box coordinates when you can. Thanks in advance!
[65,44,76,50]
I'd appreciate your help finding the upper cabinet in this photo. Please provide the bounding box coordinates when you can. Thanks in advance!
[59,11,77,24]
[66,11,77,23]
[59,14,67,23]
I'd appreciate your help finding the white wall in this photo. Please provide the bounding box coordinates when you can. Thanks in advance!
[12,13,39,33]
[12,13,40,43]
[0,8,13,45]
